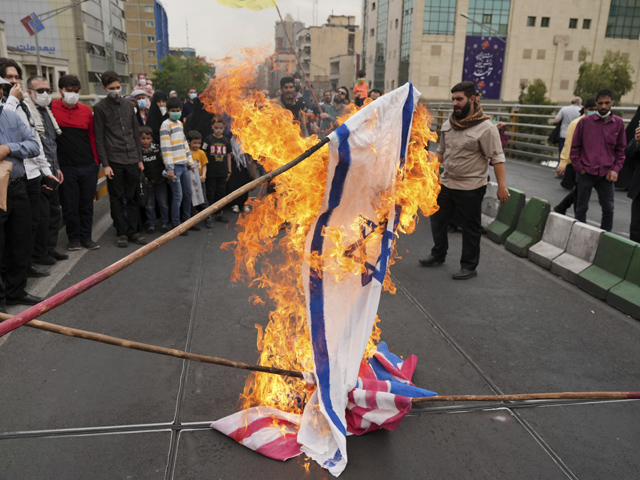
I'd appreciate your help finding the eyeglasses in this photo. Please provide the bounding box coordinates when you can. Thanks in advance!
[34,88,53,94]
[338,91,347,96]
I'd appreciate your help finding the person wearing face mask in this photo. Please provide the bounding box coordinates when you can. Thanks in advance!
[51,74,100,251]
[136,73,154,103]
[181,86,198,122]
[93,70,147,248]
[0,58,59,279]
[553,98,597,215]
[131,89,148,125]
[570,89,627,232]
[25,75,69,266]
[146,91,168,145]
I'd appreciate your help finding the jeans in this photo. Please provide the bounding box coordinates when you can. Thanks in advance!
[107,162,141,237]
[59,163,99,242]
[169,164,192,227]
[575,172,615,232]
[146,182,169,225]
[430,184,486,270]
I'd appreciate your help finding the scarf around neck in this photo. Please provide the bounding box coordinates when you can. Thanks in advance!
[449,97,490,130]
[23,95,62,137]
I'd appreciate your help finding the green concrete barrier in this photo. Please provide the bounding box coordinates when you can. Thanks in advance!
[505,197,551,257]
[576,233,637,300]
[485,188,526,244]
[606,244,640,319]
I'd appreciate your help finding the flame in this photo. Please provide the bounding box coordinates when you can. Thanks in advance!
[201,49,440,415]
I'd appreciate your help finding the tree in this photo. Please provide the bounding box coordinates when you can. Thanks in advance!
[517,79,555,159]
[574,49,634,101]
[152,55,211,98]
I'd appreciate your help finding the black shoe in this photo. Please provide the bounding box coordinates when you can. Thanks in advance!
[452,268,478,280]
[129,233,148,245]
[49,249,69,261]
[447,224,459,233]
[146,224,155,234]
[160,224,170,233]
[216,214,229,224]
[180,230,189,237]
[6,293,45,306]
[117,235,129,248]
[553,206,566,215]
[68,241,82,251]
[418,255,445,267]
[34,254,57,266]
[81,239,100,250]
[190,225,201,231]
[28,265,50,278]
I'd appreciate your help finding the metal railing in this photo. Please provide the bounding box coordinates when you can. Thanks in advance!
[426,102,637,166]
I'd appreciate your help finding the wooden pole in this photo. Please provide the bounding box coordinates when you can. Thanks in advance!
[0,136,330,339]
[0,314,304,379]
[412,392,640,403]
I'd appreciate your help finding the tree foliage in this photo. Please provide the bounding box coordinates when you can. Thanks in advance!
[574,50,634,101]
[151,56,211,98]
[516,79,556,159]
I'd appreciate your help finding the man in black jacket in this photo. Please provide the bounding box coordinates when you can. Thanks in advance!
[94,71,146,248]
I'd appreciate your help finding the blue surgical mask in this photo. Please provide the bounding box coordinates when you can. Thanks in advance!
[137,99,147,110]
[189,92,197,100]
[586,110,597,115]
[169,112,181,121]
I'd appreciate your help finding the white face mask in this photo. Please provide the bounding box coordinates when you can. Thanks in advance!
[107,88,122,99]
[32,91,51,107]
[597,110,611,118]
[159,106,167,115]
[139,79,147,86]
[63,91,80,106]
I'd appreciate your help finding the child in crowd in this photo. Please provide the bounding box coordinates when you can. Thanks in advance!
[187,130,214,229]
[140,126,169,234]
[202,118,232,223]
[353,70,368,107]
[160,97,199,234]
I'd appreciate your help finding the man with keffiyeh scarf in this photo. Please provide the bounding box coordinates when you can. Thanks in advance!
[419,81,509,280]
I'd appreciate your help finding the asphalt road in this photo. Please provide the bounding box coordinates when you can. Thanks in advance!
[1,161,639,479]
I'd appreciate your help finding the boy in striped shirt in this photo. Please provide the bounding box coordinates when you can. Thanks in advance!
[160,98,198,231]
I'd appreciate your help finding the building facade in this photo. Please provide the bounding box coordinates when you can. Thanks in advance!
[2,0,131,94]
[125,0,169,80]
[363,0,640,104]
[295,15,363,89]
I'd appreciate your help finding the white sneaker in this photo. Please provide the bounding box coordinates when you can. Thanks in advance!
[231,205,240,213]
[242,205,251,212]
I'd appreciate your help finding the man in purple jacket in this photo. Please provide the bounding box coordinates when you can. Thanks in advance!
[570,89,627,232]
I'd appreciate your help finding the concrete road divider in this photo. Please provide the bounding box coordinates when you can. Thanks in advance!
[606,244,640,319]
[576,233,637,300]
[528,213,576,270]
[550,222,604,285]
[481,182,500,229]
[485,188,525,244]
[505,197,551,257]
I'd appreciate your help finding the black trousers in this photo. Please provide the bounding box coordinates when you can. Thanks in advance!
[430,184,486,270]
[59,163,99,243]
[631,195,640,243]
[107,162,141,237]
[33,182,62,259]
[26,176,42,260]
[206,176,227,213]
[0,179,32,300]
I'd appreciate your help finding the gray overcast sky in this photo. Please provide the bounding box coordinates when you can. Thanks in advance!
[161,0,363,61]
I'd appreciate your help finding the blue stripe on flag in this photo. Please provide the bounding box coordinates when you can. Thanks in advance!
[308,123,353,437]
[369,342,437,397]
[399,83,414,169]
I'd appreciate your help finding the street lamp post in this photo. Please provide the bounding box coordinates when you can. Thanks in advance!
[27,0,90,76]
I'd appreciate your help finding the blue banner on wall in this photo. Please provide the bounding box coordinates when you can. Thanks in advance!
[462,36,506,100]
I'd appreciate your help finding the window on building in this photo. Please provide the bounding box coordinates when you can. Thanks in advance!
[466,0,510,35]
[145,6,154,13]
[147,36,156,42]
[371,28,375,37]
[372,2,376,10]
[395,18,399,28]
[146,20,155,27]
[606,0,640,39]
[348,33,355,54]
[541,17,550,27]
[423,0,456,35]
[583,19,591,29]
[569,18,578,28]
[148,65,157,71]
[527,16,536,27]
[148,50,156,57]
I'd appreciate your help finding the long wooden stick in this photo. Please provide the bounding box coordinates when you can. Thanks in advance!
[0,314,304,379]
[412,392,640,403]
[0,136,330,339]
